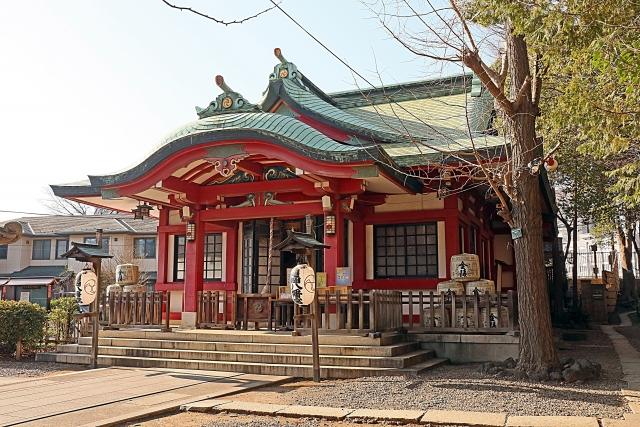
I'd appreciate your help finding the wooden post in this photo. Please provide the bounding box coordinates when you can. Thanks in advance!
[310,295,321,383]
[91,258,101,369]
[163,292,171,332]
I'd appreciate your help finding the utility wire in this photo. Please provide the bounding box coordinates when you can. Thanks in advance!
[0,209,51,216]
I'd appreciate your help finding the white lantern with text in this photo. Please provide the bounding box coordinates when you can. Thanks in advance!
[289,264,316,306]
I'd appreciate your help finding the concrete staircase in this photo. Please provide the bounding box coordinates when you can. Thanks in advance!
[37,329,447,378]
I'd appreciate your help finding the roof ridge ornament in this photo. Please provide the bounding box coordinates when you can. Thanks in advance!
[195,75,259,119]
[270,48,301,82]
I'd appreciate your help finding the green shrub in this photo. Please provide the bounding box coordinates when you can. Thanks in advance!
[48,297,80,343]
[0,300,47,353]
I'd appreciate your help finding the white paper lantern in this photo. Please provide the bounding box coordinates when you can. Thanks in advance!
[75,269,98,305]
[289,264,316,306]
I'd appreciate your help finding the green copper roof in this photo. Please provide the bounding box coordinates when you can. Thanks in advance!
[162,112,364,153]
[88,112,399,188]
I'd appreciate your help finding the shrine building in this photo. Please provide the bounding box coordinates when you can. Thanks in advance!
[51,49,557,327]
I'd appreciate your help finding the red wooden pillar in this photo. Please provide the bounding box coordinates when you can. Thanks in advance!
[225,222,238,290]
[324,198,345,286]
[156,207,170,285]
[444,195,460,278]
[352,217,365,287]
[183,209,204,318]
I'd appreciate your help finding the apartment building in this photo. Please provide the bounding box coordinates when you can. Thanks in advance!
[0,214,158,307]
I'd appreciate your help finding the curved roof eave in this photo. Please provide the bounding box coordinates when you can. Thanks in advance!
[83,112,412,190]
[50,183,101,198]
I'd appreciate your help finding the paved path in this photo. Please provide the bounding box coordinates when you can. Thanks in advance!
[601,312,640,426]
[0,367,288,426]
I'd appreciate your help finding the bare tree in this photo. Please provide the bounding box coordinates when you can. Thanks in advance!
[367,0,559,375]
[42,188,116,216]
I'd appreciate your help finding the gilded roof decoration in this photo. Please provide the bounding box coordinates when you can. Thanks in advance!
[196,75,260,119]
[269,48,302,83]
[264,166,297,181]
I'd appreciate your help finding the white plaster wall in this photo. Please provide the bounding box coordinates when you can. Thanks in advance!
[374,193,444,213]
[170,290,183,312]
[166,235,175,282]
[365,225,374,280]
[169,211,183,225]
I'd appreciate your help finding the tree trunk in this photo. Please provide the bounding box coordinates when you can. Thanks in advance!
[551,235,566,322]
[618,225,637,304]
[505,30,558,374]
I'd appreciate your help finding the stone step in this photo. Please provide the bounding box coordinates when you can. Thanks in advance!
[36,352,433,379]
[76,337,419,357]
[36,352,92,365]
[95,329,402,346]
[398,357,449,374]
[54,344,433,368]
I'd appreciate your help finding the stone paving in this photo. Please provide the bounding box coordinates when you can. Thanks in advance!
[601,312,640,427]
[0,366,288,426]
[170,315,640,427]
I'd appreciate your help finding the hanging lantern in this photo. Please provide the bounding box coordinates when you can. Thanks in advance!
[186,221,196,241]
[325,214,336,235]
[132,203,153,220]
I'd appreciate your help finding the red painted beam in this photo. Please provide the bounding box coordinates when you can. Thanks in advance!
[200,202,323,221]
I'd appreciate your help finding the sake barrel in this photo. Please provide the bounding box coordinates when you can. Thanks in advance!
[460,307,508,328]
[450,253,481,281]
[115,264,139,285]
[424,309,448,327]
[436,280,465,295]
[465,279,496,295]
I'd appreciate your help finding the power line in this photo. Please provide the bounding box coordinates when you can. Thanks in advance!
[0,209,51,216]
[268,1,379,90]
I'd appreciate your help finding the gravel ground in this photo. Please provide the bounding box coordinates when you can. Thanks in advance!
[0,356,84,379]
[229,329,628,419]
[132,412,435,427]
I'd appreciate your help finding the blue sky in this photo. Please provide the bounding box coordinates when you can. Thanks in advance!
[0,0,463,221]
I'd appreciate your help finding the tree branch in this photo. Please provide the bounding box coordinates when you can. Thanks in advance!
[449,0,478,52]
[160,0,277,26]
[461,47,515,116]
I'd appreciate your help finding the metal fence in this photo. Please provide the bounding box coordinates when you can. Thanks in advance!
[565,251,639,278]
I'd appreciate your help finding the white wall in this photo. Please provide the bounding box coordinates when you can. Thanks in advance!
[374,193,444,213]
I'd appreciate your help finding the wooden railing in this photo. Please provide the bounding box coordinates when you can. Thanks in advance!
[72,312,94,340]
[106,291,170,330]
[402,290,518,333]
[292,289,403,333]
[197,290,236,328]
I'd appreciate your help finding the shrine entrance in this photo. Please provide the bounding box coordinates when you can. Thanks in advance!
[240,217,324,295]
